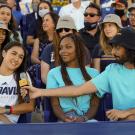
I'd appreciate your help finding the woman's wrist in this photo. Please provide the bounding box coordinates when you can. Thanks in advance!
[4,106,13,115]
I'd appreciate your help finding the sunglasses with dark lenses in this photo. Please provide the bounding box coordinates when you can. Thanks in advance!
[57,28,71,33]
[84,13,99,17]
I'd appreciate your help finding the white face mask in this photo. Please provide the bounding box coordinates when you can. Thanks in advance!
[71,0,79,3]
[38,9,49,18]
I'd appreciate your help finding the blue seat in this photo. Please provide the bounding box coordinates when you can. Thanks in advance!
[95,97,106,121]
[95,93,113,121]
[17,113,31,123]
[27,64,45,109]
[103,93,113,121]
[43,97,57,122]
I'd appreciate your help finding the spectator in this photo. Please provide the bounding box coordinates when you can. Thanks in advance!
[40,16,78,122]
[0,4,22,43]
[0,21,10,51]
[92,14,122,72]
[46,34,100,122]
[111,0,129,27]
[79,3,101,58]
[40,15,78,84]
[20,0,41,55]
[6,0,22,27]
[59,0,90,30]
[31,12,59,64]
[128,3,135,30]
[0,41,35,124]
[26,0,53,46]
[23,27,135,121]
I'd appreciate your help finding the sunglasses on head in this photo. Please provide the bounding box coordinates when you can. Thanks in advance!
[57,28,71,33]
[84,13,99,17]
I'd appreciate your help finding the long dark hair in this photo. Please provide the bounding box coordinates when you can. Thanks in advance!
[0,5,19,41]
[35,0,54,39]
[38,12,59,43]
[37,0,53,14]
[59,34,92,86]
[0,41,27,94]
[54,28,78,67]
[0,30,10,51]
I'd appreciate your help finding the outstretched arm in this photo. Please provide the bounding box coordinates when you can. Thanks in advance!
[21,81,97,99]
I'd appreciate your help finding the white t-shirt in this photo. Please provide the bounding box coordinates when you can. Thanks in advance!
[0,74,19,123]
[59,1,90,30]
[0,73,32,124]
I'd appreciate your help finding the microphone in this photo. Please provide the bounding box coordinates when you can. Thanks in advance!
[19,72,30,103]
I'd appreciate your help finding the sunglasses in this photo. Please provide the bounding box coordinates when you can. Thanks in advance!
[57,28,71,33]
[84,13,99,17]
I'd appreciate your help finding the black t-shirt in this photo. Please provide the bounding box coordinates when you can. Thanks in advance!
[92,44,116,72]
[79,28,100,55]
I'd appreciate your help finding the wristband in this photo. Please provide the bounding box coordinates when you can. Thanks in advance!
[10,106,13,114]
[5,106,11,115]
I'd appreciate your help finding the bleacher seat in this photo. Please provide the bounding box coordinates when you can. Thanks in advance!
[95,93,113,121]
[17,113,32,123]
[43,97,57,122]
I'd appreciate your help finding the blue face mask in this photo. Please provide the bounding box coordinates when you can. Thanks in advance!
[84,22,98,31]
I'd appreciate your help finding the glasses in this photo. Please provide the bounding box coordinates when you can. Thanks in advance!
[128,13,135,18]
[57,28,71,33]
[84,13,99,17]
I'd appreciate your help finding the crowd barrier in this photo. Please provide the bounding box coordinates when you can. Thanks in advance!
[1,121,135,135]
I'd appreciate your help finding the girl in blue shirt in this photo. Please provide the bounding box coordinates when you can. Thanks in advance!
[46,34,99,122]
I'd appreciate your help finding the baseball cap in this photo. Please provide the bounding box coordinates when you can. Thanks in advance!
[128,3,135,12]
[99,14,123,29]
[109,27,135,50]
[0,21,10,32]
[56,16,77,30]
[111,0,128,8]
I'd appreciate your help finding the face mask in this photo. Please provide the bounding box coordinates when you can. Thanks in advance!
[84,22,98,31]
[32,3,38,12]
[38,9,49,18]
[71,0,79,3]
[115,9,125,17]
